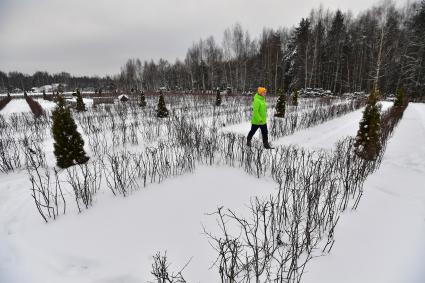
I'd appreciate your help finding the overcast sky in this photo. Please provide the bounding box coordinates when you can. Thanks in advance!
[0,0,408,76]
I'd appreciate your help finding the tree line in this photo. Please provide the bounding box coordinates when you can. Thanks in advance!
[1,0,424,98]
[0,71,116,93]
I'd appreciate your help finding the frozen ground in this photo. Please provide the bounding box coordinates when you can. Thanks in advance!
[0,99,31,115]
[0,166,277,283]
[273,101,392,150]
[35,99,57,112]
[303,103,425,283]
[66,97,94,107]
[222,101,392,150]
[0,101,423,283]
[0,98,94,116]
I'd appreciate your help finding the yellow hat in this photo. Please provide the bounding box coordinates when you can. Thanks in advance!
[258,87,267,95]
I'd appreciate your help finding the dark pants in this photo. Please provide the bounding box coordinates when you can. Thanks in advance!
[247,124,269,145]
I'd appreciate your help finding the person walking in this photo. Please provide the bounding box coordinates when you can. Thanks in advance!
[247,87,273,149]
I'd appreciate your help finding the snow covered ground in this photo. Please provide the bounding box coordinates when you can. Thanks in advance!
[35,99,57,112]
[66,97,94,107]
[0,166,276,283]
[0,99,31,115]
[303,103,425,283]
[222,101,392,150]
[272,101,392,150]
[0,98,94,117]
[0,101,423,283]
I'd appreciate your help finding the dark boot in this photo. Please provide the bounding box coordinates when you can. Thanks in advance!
[259,124,273,149]
[246,138,252,147]
[264,142,274,149]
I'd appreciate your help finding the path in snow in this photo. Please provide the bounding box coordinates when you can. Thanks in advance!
[35,99,57,112]
[221,101,392,150]
[0,99,31,115]
[303,103,425,283]
[271,101,392,150]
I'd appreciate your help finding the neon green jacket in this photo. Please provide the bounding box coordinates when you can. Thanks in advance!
[251,93,267,125]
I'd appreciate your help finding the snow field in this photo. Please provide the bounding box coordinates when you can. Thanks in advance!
[0,166,277,283]
[222,101,392,150]
[220,99,370,146]
[34,99,58,112]
[302,103,425,283]
[0,96,422,282]
[2,97,353,282]
[272,101,393,150]
[0,99,31,115]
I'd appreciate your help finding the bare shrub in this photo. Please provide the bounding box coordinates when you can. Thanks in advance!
[24,142,65,222]
[150,251,190,283]
[66,159,102,212]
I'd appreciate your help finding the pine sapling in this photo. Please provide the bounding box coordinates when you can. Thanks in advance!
[156,91,169,118]
[292,89,299,107]
[139,91,147,107]
[75,89,86,111]
[215,88,222,106]
[52,95,89,168]
[394,87,405,107]
[274,90,286,118]
[354,88,382,160]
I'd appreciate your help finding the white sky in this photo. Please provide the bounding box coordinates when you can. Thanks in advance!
[0,0,409,76]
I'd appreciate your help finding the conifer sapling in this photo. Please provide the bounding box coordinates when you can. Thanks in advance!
[274,89,286,118]
[394,87,405,107]
[139,90,147,107]
[292,89,299,106]
[75,89,86,111]
[51,95,89,168]
[215,88,222,106]
[354,88,382,160]
[156,91,169,118]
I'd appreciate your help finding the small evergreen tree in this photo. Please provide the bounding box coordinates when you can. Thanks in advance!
[52,95,89,168]
[394,87,405,107]
[42,90,47,100]
[274,90,286,117]
[354,88,382,160]
[292,89,299,106]
[119,95,129,102]
[58,84,64,94]
[75,89,86,111]
[215,88,222,106]
[139,90,147,107]
[156,91,169,118]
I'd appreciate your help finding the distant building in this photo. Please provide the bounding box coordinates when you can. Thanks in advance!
[118,94,129,102]
[30,84,67,93]
[40,85,53,92]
